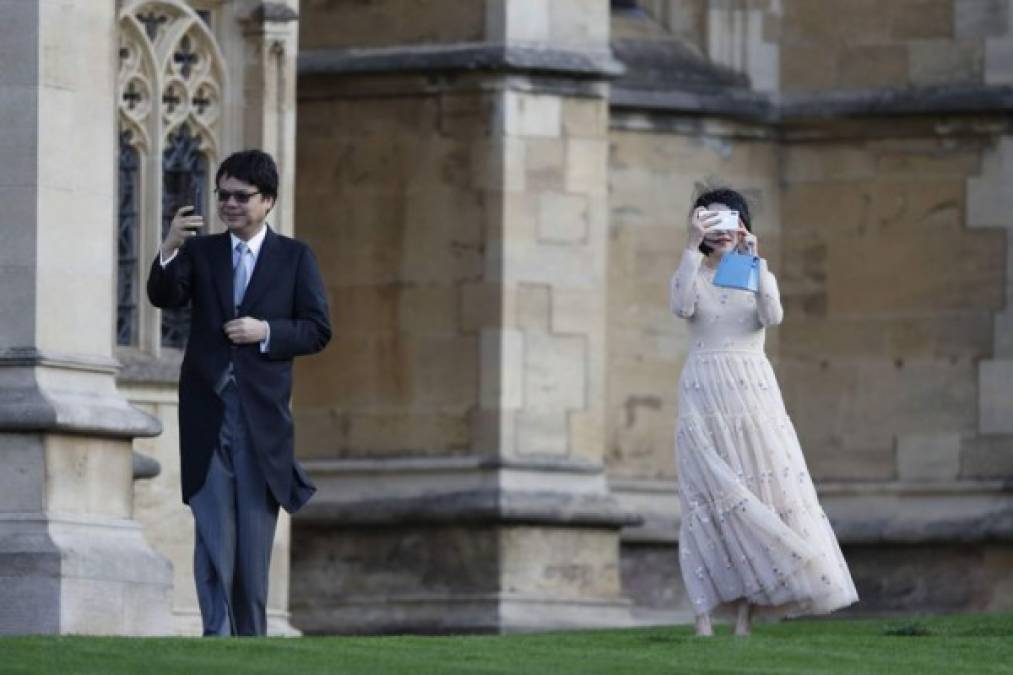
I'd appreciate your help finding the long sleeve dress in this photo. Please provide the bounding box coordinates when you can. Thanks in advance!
[670,248,858,619]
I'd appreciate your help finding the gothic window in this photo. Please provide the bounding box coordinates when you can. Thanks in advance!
[160,123,208,348]
[118,131,141,346]
[117,0,226,353]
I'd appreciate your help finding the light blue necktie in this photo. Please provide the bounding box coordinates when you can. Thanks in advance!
[217,242,251,394]
[233,241,251,314]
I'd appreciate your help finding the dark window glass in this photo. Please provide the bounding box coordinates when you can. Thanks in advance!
[116,130,140,346]
[160,122,207,349]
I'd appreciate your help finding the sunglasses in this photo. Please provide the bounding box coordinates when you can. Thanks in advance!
[215,189,261,204]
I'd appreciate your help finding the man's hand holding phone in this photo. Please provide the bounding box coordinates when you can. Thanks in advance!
[161,205,204,258]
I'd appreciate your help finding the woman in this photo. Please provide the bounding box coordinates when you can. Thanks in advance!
[671,188,857,637]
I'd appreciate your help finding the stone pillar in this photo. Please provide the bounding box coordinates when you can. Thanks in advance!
[291,0,636,633]
[240,1,300,236]
[706,0,781,93]
[0,0,172,635]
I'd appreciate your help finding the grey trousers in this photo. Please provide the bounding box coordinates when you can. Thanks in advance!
[190,380,279,637]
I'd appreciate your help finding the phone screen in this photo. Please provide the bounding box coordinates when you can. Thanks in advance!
[182,182,203,233]
[192,182,203,218]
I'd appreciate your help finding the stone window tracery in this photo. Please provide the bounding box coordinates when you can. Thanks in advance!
[117,0,226,351]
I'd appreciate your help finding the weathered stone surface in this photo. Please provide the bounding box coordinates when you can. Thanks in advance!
[524,138,566,192]
[909,40,983,85]
[548,0,611,48]
[825,224,1003,314]
[0,516,173,636]
[291,517,632,633]
[44,434,132,518]
[291,525,499,628]
[986,34,1013,85]
[955,0,1008,39]
[300,0,485,50]
[979,359,1013,434]
[515,284,551,331]
[843,543,1013,613]
[778,0,1008,93]
[960,433,1013,478]
[562,98,608,138]
[782,357,978,478]
[564,138,609,194]
[501,91,562,138]
[896,432,962,481]
[536,191,589,243]
[398,286,459,337]
[459,283,507,334]
[620,543,690,617]
[889,0,954,40]
[523,332,587,412]
[411,336,479,407]
[481,328,524,412]
[515,409,568,456]
[500,526,619,597]
[0,433,45,512]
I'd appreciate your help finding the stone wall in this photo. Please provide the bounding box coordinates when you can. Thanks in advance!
[779,117,1013,611]
[300,0,610,50]
[293,81,486,460]
[290,0,634,634]
[781,0,1012,91]
[780,120,1005,482]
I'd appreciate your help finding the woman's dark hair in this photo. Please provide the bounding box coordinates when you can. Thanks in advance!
[215,149,278,200]
[693,187,752,255]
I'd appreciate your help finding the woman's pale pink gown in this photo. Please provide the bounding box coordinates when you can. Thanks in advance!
[671,249,858,618]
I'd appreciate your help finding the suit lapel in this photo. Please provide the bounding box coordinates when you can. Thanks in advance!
[212,232,234,318]
[240,226,280,313]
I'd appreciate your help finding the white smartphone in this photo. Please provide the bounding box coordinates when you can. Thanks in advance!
[704,210,740,232]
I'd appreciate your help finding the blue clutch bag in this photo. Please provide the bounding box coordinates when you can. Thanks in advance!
[713,251,759,292]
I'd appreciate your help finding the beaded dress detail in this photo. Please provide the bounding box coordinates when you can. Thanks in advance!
[671,249,858,618]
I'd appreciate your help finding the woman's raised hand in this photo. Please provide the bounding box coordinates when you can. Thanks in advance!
[737,227,758,255]
[687,207,720,251]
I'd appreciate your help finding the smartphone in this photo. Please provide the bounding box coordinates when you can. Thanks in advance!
[704,210,739,232]
[182,183,203,233]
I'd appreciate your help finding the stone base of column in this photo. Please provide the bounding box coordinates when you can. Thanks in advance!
[0,513,173,635]
[613,477,1013,620]
[611,477,692,625]
[0,359,173,635]
[294,593,633,635]
[290,458,639,634]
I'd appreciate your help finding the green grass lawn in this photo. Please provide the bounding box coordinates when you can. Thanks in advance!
[3,612,1012,675]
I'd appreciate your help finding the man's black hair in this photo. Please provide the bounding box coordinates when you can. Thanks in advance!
[216,149,278,200]
[693,188,752,256]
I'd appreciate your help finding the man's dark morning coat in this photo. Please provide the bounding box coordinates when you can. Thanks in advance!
[147,227,331,513]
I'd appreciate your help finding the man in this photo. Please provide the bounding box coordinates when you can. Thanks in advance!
[148,150,331,636]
